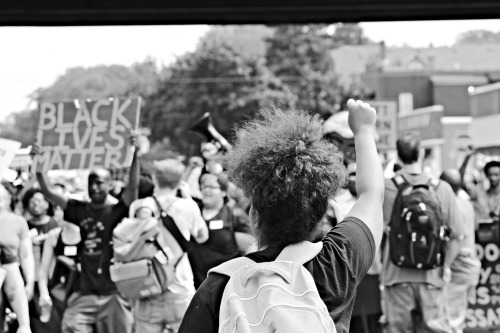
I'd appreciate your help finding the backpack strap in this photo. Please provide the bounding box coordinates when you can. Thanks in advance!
[208,241,322,278]
[276,241,323,266]
[151,196,190,253]
[392,175,406,189]
[208,257,256,277]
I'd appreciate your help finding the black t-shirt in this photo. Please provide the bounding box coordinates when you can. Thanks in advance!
[178,217,375,333]
[64,199,128,295]
[188,203,252,288]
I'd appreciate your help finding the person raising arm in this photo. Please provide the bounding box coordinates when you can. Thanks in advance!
[345,99,384,249]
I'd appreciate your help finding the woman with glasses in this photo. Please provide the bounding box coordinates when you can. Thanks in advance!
[188,173,257,288]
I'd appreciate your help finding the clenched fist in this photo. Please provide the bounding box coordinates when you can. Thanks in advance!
[346,99,377,136]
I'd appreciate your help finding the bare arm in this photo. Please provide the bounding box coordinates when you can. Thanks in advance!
[31,144,69,209]
[19,236,35,301]
[17,176,38,201]
[345,99,385,249]
[38,230,58,300]
[121,137,140,207]
[3,263,31,330]
[191,203,209,244]
[36,172,68,210]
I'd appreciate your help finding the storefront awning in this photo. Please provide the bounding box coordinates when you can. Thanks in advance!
[468,114,500,148]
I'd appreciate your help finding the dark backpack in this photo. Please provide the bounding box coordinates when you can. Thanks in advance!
[388,175,448,270]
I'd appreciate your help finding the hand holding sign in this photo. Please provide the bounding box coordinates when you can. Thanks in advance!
[129,131,142,156]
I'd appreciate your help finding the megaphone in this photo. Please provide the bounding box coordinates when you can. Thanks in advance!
[191,112,232,152]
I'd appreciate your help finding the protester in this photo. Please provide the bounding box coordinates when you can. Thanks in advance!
[480,160,500,220]
[187,172,257,288]
[1,245,31,333]
[129,158,209,333]
[381,133,465,333]
[37,220,81,330]
[460,156,500,223]
[178,99,384,333]
[32,136,140,333]
[21,188,61,333]
[440,169,481,333]
[0,184,35,332]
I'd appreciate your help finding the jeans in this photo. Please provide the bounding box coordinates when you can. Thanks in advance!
[383,282,449,333]
[61,292,133,333]
[134,291,193,333]
[445,282,471,333]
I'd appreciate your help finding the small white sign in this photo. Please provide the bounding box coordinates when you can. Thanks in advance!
[209,220,224,230]
[0,138,22,181]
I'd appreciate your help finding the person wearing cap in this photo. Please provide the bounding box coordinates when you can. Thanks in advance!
[32,136,140,333]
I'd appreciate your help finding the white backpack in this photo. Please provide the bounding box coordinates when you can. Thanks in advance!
[209,241,337,333]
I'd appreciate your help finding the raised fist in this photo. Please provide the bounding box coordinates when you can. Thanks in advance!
[346,99,377,136]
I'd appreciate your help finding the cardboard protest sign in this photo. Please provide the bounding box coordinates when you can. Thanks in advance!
[35,97,141,171]
[364,100,398,151]
[0,138,22,180]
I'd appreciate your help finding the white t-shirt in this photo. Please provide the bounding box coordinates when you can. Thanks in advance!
[137,196,207,295]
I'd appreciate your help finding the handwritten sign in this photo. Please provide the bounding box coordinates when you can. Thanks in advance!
[466,243,500,331]
[0,138,22,180]
[35,97,141,171]
[365,100,398,151]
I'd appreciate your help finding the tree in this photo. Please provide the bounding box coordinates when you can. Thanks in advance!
[455,29,500,44]
[0,109,38,147]
[265,24,340,118]
[142,36,293,155]
[31,58,161,103]
[332,23,372,46]
[202,25,274,61]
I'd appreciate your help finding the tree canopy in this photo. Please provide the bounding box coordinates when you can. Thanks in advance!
[455,29,500,44]
[1,24,372,155]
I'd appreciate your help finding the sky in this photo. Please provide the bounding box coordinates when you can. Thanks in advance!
[1,19,500,121]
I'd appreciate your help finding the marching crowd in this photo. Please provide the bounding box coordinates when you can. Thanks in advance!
[0,100,499,333]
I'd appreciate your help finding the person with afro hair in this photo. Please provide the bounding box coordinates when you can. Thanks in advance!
[178,100,384,333]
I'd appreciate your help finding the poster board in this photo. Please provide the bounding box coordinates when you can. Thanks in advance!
[398,105,443,142]
[34,97,141,171]
[0,138,22,179]
[365,100,398,151]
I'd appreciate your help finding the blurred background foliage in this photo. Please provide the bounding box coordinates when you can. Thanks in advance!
[0,23,376,156]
